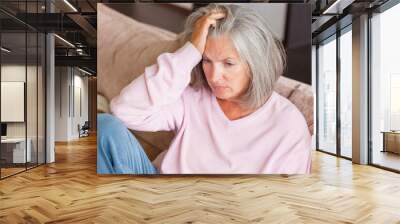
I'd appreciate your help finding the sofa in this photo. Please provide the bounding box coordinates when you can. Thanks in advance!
[97,4,314,161]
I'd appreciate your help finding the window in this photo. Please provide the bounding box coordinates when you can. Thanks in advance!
[370,2,400,171]
[0,1,47,179]
[339,28,352,158]
[317,36,337,155]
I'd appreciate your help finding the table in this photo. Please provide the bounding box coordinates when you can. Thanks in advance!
[381,131,400,154]
[1,138,32,163]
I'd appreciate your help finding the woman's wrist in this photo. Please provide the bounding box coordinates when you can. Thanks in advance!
[173,42,202,72]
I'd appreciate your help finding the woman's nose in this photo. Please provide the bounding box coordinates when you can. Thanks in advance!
[210,65,223,82]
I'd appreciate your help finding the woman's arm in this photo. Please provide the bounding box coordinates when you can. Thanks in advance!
[110,11,225,132]
[110,42,201,132]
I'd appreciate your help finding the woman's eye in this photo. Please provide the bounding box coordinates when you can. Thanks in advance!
[225,62,235,66]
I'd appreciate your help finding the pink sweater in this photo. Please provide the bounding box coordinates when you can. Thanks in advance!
[110,42,312,174]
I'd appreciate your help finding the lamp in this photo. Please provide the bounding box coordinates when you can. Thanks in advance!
[322,0,355,15]
[54,34,75,48]
[63,0,78,12]
[1,47,11,53]
[77,67,93,76]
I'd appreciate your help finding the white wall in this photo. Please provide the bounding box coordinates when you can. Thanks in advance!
[55,66,69,141]
[1,64,46,164]
[71,73,89,139]
[55,67,89,141]
[1,65,42,138]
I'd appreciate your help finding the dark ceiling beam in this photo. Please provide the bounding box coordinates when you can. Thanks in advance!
[7,12,97,47]
[67,13,97,40]
[86,0,97,12]
[55,47,97,57]
[78,66,97,75]
[0,18,27,31]
[312,15,335,33]
[1,13,95,33]
[322,0,356,14]
[12,13,82,32]
[55,55,96,70]
[0,8,38,31]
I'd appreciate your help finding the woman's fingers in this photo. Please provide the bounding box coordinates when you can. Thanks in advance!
[205,12,225,29]
[209,12,226,20]
[190,10,226,53]
[206,12,226,26]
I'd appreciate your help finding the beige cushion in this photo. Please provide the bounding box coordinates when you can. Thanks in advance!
[285,83,314,135]
[98,3,182,101]
[274,76,300,98]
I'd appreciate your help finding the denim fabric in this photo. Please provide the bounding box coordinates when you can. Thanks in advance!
[97,113,158,174]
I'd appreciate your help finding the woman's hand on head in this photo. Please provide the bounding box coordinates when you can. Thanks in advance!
[191,10,226,54]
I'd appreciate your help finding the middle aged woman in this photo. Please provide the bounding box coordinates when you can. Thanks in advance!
[97,3,312,174]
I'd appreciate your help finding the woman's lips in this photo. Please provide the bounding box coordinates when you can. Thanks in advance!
[213,86,228,91]
[213,85,228,89]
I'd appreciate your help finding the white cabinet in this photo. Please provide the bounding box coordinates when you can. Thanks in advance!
[1,138,32,163]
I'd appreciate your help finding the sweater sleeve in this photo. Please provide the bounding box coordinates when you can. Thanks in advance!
[110,42,202,132]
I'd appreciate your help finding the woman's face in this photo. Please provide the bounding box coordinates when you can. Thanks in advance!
[202,34,251,101]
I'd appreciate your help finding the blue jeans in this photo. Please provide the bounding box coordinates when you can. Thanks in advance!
[97,113,158,174]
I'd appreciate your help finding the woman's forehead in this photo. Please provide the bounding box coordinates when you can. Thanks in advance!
[204,35,240,60]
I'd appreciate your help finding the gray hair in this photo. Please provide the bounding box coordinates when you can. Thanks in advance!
[179,3,286,109]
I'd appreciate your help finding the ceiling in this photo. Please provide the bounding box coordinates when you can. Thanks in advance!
[1,0,98,74]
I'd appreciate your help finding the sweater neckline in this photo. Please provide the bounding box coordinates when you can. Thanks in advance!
[210,91,276,126]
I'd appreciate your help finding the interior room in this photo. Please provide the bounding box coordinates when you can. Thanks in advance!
[0,24,46,178]
[0,0,399,223]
